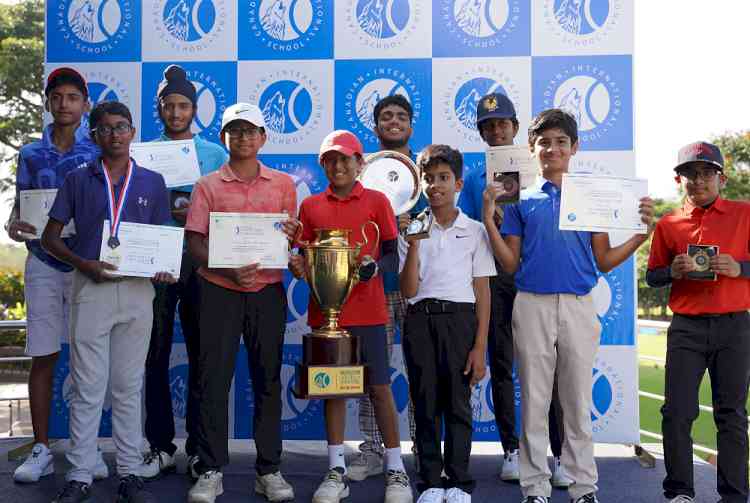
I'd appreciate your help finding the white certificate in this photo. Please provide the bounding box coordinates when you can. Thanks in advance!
[486,145,536,189]
[208,212,289,269]
[559,174,648,233]
[129,139,201,188]
[19,189,75,238]
[99,221,184,278]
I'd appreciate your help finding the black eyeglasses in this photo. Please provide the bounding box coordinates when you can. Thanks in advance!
[226,127,262,139]
[94,123,132,136]
[678,169,719,181]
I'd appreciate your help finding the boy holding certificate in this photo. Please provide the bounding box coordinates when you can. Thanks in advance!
[647,142,750,503]
[184,103,297,503]
[481,109,654,503]
[41,100,173,503]
[289,130,412,503]
[141,64,227,481]
[6,67,102,484]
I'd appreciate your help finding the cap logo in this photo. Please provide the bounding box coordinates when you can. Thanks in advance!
[484,96,498,112]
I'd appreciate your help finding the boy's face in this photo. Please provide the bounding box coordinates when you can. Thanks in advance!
[221,120,266,160]
[479,118,518,147]
[159,93,195,136]
[675,161,725,207]
[321,151,362,191]
[422,162,462,210]
[46,83,89,127]
[530,127,578,177]
[94,113,135,158]
[374,104,412,149]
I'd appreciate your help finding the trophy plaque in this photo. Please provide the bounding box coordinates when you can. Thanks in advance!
[294,222,380,399]
[687,244,719,281]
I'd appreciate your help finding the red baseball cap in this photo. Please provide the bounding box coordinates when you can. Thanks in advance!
[45,67,88,97]
[319,130,363,164]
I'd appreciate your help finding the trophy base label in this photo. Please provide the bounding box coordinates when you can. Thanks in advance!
[308,366,365,395]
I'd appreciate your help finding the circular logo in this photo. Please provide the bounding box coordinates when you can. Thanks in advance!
[355,78,409,131]
[162,0,216,42]
[168,364,189,419]
[454,0,508,37]
[260,80,313,134]
[314,371,331,388]
[591,271,623,330]
[454,78,509,130]
[67,0,122,43]
[260,0,313,41]
[590,358,624,434]
[470,373,497,434]
[345,0,421,49]
[88,82,119,103]
[567,212,576,222]
[544,0,622,47]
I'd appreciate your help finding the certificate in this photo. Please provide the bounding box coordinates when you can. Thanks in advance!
[19,189,75,238]
[208,212,289,269]
[99,221,184,278]
[129,139,201,188]
[559,174,648,233]
[486,145,536,189]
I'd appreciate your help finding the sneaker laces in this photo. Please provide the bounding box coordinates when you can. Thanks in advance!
[120,474,145,493]
[143,448,162,465]
[321,468,344,487]
[576,494,598,503]
[57,481,88,498]
[525,497,548,503]
[25,445,46,465]
[386,469,409,487]
[670,497,694,503]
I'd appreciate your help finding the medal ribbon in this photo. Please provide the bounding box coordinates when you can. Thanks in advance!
[101,159,133,246]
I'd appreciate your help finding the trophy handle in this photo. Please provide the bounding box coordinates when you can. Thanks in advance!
[294,220,309,246]
[359,220,380,258]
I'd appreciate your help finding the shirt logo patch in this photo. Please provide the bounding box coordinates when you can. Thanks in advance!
[456,234,469,239]
[138,196,149,207]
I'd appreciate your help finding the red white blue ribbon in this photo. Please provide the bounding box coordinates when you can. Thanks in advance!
[101,159,133,248]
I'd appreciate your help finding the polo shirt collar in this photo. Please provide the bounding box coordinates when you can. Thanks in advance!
[434,208,469,231]
[325,181,364,201]
[86,156,141,180]
[42,122,93,152]
[159,133,206,147]
[682,196,727,215]
[219,161,271,182]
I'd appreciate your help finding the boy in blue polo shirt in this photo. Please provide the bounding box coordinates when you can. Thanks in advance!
[42,101,173,503]
[482,109,654,503]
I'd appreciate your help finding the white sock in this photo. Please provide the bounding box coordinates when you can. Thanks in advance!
[328,444,346,474]
[384,446,405,472]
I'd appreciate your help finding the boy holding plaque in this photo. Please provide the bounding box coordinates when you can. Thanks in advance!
[6,67,101,484]
[647,142,750,503]
[41,100,173,503]
[482,109,654,503]
[289,130,412,503]
[184,103,298,503]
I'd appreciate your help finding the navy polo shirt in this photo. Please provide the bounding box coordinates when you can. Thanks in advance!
[49,158,170,261]
[501,178,598,295]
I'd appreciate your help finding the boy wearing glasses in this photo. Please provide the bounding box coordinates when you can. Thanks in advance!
[647,142,750,503]
[184,103,299,503]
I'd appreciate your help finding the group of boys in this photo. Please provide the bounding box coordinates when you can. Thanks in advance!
[5,62,750,503]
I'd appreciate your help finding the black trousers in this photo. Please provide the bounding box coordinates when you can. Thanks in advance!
[403,306,477,494]
[662,311,750,502]
[194,279,286,474]
[144,252,201,456]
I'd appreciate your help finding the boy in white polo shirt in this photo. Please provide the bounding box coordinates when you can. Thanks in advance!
[399,144,495,503]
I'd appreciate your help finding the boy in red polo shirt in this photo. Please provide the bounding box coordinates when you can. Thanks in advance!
[647,141,750,503]
[289,130,412,503]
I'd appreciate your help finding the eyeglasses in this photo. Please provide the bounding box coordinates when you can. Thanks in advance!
[226,127,262,139]
[94,123,132,136]
[678,169,719,181]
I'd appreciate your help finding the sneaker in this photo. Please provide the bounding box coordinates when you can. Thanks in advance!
[500,449,520,481]
[188,471,224,503]
[14,443,54,483]
[187,455,200,482]
[139,448,176,480]
[521,498,549,503]
[551,456,572,489]
[116,475,155,503]
[312,467,349,503]
[571,493,599,503]
[347,451,383,481]
[417,488,445,503]
[385,469,413,503]
[255,471,295,502]
[411,445,420,475]
[666,497,694,503]
[445,487,471,502]
[93,448,109,480]
[52,480,91,503]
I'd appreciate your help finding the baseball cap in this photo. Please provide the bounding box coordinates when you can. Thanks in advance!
[220,103,265,132]
[45,67,88,97]
[675,141,724,172]
[318,130,363,164]
[476,92,516,127]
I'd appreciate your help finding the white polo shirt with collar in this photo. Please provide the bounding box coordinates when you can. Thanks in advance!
[398,209,497,305]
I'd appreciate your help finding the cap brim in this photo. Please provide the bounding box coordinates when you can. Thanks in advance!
[674,160,724,172]
[319,145,359,164]
[477,111,516,126]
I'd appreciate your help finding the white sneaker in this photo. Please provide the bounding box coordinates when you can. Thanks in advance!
[385,469,413,503]
[188,470,224,503]
[666,496,694,503]
[93,447,109,480]
[500,449,520,481]
[187,455,200,481]
[312,467,349,503]
[551,456,572,489]
[417,488,445,503]
[140,448,177,480]
[445,487,471,503]
[255,471,295,502]
[347,451,383,481]
[13,443,54,483]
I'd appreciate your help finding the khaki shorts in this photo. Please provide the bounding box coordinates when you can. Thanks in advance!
[23,253,72,357]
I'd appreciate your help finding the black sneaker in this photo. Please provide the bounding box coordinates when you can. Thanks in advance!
[117,475,155,503]
[572,493,599,503]
[53,480,91,503]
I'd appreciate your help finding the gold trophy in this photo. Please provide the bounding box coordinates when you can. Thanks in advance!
[293,222,380,399]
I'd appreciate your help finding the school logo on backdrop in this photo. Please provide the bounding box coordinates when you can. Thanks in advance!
[168,364,189,419]
[591,357,625,434]
[545,0,623,47]
[470,374,495,434]
[344,0,421,50]
[150,0,226,53]
[86,71,130,105]
[592,269,624,332]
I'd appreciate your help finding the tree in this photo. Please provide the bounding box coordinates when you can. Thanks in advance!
[712,131,750,201]
[637,198,679,319]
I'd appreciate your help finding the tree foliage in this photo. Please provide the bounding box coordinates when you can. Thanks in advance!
[713,130,750,201]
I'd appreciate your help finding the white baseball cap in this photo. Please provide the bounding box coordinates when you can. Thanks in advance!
[221,102,265,132]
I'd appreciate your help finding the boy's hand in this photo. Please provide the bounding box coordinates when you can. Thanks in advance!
[281,218,301,241]
[153,271,177,284]
[482,183,507,225]
[7,219,37,242]
[289,254,306,280]
[217,263,260,289]
[670,254,694,279]
[638,197,655,237]
[358,255,377,282]
[79,260,118,283]
[397,213,411,233]
[710,254,741,278]
[463,346,487,386]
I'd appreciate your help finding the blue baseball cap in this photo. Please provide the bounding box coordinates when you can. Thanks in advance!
[675,141,724,172]
[476,92,516,128]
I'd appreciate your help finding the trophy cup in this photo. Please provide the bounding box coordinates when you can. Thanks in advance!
[293,222,380,399]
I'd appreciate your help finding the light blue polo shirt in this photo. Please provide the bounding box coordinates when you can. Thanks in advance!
[501,178,598,295]
[456,167,486,222]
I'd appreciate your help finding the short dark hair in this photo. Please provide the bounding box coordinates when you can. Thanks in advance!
[528,108,578,147]
[373,95,413,125]
[417,144,463,180]
[45,72,88,98]
[90,101,133,132]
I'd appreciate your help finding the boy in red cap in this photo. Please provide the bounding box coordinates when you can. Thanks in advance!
[289,130,412,503]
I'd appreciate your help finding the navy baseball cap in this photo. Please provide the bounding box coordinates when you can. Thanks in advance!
[675,141,724,172]
[476,92,516,128]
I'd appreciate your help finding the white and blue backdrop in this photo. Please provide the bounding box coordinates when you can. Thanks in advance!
[46,0,638,444]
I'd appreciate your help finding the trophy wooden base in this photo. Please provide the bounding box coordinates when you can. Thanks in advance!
[293,332,368,399]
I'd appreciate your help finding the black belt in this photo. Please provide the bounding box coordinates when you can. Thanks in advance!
[676,311,747,319]
[409,299,475,315]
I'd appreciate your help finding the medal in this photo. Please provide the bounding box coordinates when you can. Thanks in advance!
[102,159,133,251]
[108,236,120,249]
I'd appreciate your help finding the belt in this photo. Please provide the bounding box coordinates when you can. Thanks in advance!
[408,299,475,315]
[676,311,747,319]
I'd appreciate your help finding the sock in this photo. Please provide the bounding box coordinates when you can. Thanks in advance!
[328,444,346,474]
[385,446,405,472]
